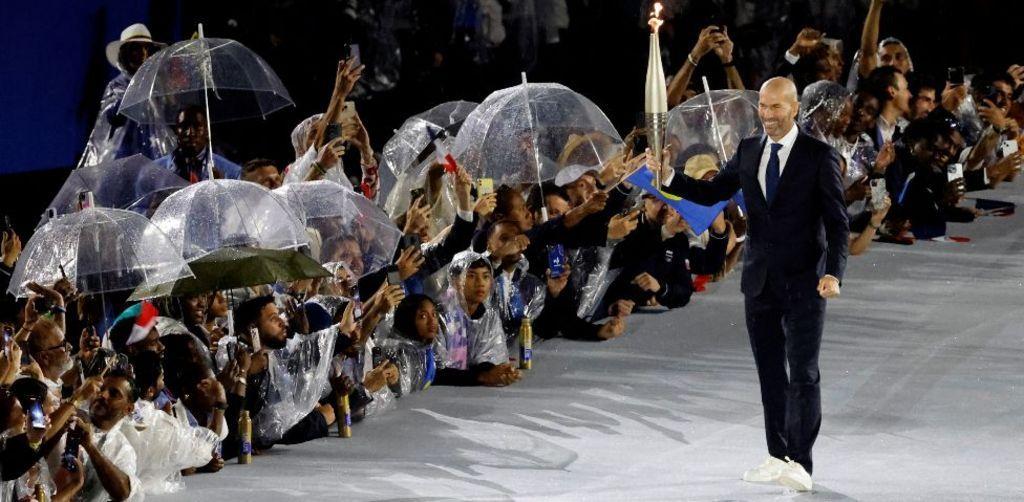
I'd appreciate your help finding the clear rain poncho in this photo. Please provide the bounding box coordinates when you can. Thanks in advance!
[275,180,401,277]
[283,114,354,190]
[121,399,220,495]
[7,207,193,297]
[47,155,188,219]
[666,90,762,170]
[381,101,478,229]
[492,257,546,360]
[436,251,508,369]
[78,73,176,168]
[452,83,622,186]
[150,179,309,262]
[570,246,616,319]
[253,325,343,443]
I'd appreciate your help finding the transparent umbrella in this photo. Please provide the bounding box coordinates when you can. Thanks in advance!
[7,207,193,297]
[275,180,401,278]
[666,90,762,169]
[119,36,293,125]
[46,155,188,220]
[381,100,478,224]
[451,83,622,187]
[150,179,308,262]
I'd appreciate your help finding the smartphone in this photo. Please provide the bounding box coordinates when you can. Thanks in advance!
[386,265,403,290]
[249,326,261,353]
[1,215,10,236]
[477,178,494,196]
[409,187,426,204]
[29,399,46,430]
[821,37,843,54]
[547,244,566,278]
[371,346,383,368]
[339,101,357,124]
[323,123,344,143]
[946,163,964,182]
[1000,139,1019,158]
[63,422,81,471]
[947,67,965,86]
[343,43,361,67]
[869,178,887,211]
[400,233,421,251]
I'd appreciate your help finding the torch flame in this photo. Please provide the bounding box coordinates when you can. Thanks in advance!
[648,2,664,34]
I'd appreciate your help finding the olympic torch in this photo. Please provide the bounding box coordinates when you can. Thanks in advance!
[645,3,668,186]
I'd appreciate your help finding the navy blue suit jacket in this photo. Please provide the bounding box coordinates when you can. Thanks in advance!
[664,130,849,298]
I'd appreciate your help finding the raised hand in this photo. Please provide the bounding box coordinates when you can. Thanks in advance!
[789,28,824,56]
[608,210,640,240]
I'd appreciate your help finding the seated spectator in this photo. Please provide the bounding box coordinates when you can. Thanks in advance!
[434,253,520,387]
[605,199,728,310]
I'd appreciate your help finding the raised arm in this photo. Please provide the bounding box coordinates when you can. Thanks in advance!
[858,0,885,78]
[668,26,726,107]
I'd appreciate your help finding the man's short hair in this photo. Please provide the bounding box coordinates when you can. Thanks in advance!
[242,158,278,176]
[27,319,60,355]
[130,351,162,393]
[106,367,140,403]
[233,295,276,335]
[864,66,904,105]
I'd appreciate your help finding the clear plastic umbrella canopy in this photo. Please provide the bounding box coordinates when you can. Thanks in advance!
[666,90,763,169]
[7,208,193,297]
[381,100,479,179]
[151,179,308,262]
[119,37,293,125]
[46,155,188,219]
[452,83,622,186]
[381,101,478,224]
[275,180,401,278]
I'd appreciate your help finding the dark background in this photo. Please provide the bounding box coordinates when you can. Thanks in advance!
[1,0,1021,236]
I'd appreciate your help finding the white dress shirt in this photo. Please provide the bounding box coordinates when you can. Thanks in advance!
[757,123,800,198]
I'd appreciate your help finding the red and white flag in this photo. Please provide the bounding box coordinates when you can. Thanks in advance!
[126,301,158,346]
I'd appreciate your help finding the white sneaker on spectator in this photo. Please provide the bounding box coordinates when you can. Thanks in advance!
[777,458,813,492]
[741,456,787,483]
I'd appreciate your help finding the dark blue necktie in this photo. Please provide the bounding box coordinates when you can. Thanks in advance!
[765,142,783,204]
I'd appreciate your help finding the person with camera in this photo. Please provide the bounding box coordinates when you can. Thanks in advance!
[74,368,142,502]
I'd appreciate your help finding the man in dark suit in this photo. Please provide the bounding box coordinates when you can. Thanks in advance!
[653,77,849,492]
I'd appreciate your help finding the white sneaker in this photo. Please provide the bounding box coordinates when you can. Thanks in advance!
[777,458,813,492]
[741,456,787,483]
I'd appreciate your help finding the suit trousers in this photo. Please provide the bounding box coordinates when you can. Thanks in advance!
[744,277,825,474]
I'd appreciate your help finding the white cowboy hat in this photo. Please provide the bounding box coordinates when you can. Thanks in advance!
[105,23,166,69]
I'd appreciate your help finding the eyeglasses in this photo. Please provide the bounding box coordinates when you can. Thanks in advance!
[38,340,71,353]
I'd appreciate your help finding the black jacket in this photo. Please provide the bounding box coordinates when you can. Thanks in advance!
[606,224,728,308]
[664,131,849,297]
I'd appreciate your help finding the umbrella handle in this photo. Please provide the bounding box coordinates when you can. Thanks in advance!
[198,23,216,181]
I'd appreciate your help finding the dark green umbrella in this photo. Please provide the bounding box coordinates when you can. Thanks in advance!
[129,246,329,300]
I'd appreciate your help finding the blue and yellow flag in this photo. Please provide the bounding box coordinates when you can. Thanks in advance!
[627,166,732,235]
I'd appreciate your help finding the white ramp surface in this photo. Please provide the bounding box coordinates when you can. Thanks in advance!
[157,184,1024,501]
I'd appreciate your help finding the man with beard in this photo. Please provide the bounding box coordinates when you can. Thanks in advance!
[155,106,242,182]
[223,296,342,456]
[76,369,142,501]
[26,319,74,395]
